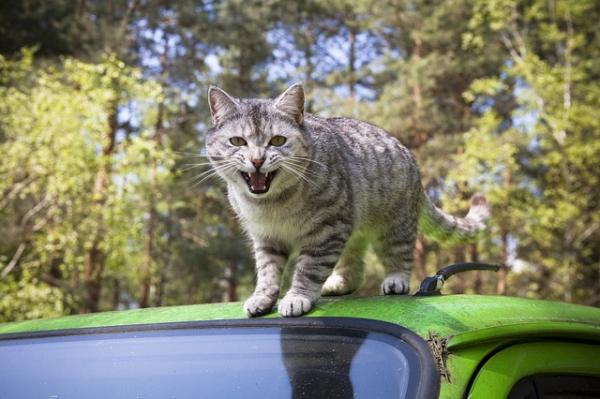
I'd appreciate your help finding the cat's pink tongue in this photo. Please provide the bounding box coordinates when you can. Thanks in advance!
[249,172,267,191]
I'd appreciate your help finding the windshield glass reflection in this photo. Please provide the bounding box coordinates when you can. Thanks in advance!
[281,327,366,398]
[0,326,418,399]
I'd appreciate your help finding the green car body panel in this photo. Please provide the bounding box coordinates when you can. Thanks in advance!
[1,294,600,398]
[468,342,600,398]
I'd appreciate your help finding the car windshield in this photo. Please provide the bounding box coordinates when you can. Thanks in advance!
[0,325,422,399]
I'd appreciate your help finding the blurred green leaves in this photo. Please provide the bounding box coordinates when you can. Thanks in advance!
[0,51,172,319]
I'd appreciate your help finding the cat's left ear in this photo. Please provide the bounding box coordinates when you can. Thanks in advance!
[273,82,304,124]
[208,86,239,126]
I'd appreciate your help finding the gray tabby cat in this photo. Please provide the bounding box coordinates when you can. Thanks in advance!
[206,83,489,317]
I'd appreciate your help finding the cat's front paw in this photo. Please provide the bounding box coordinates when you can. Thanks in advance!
[244,293,277,317]
[381,273,410,295]
[278,293,314,317]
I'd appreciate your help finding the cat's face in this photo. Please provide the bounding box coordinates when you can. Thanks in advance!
[206,83,310,198]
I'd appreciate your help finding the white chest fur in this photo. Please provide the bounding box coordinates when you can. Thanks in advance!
[228,189,303,244]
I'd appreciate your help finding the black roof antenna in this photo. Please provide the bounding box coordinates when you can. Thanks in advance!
[414,262,501,296]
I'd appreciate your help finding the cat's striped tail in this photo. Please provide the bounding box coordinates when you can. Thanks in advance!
[418,192,490,245]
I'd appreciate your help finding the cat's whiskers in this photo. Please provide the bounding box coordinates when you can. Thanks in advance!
[189,161,237,182]
[180,159,231,167]
[179,164,206,173]
[178,159,232,173]
[177,155,228,161]
[174,149,216,156]
[174,150,201,156]
[280,162,318,188]
[194,162,236,178]
[175,150,228,160]
[282,159,324,180]
[288,155,328,169]
[271,155,322,182]
[191,163,238,187]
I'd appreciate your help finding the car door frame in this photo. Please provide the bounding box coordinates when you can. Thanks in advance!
[467,341,600,398]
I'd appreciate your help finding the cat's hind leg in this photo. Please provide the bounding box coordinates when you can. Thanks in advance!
[321,232,368,296]
[375,215,417,295]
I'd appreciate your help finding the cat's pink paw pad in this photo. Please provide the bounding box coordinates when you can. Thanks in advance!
[278,294,313,317]
[244,294,277,317]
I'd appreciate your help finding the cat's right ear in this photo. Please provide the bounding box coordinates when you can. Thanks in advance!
[208,86,239,126]
[273,82,305,124]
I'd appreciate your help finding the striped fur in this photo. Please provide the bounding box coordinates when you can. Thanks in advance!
[206,83,490,317]
[419,192,490,245]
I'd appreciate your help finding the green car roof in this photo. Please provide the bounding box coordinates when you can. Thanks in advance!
[3,294,600,399]
[2,294,599,347]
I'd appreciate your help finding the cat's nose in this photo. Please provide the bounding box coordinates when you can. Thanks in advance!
[251,157,265,170]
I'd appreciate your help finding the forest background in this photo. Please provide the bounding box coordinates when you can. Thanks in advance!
[1,0,599,322]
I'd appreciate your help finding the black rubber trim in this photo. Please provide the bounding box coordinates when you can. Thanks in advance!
[0,317,440,399]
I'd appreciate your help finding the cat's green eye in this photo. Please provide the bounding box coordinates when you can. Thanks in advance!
[269,135,287,146]
[229,137,247,146]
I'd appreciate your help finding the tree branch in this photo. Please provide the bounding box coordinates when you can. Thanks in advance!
[1,243,26,278]
[20,196,51,228]
[0,175,37,212]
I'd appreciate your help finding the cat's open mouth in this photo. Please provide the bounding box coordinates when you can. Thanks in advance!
[240,170,277,194]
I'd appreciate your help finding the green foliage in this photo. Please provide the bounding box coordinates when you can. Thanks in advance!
[0,51,172,319]
[452,0,600,302]
[0,275,64,322]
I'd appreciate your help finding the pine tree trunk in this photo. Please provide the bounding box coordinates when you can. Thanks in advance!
[496,232,508,295]
[139,100,164,308]
[221,263,237,302]
[470,244,483,294]
[82,105,118,313]
[410,35,427,149]
[413,236,426,280]
[452,246,466,293]
[112,278,120,309]
[496,165,512,295]
[138,194,155,308]
[152,200,174,308]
